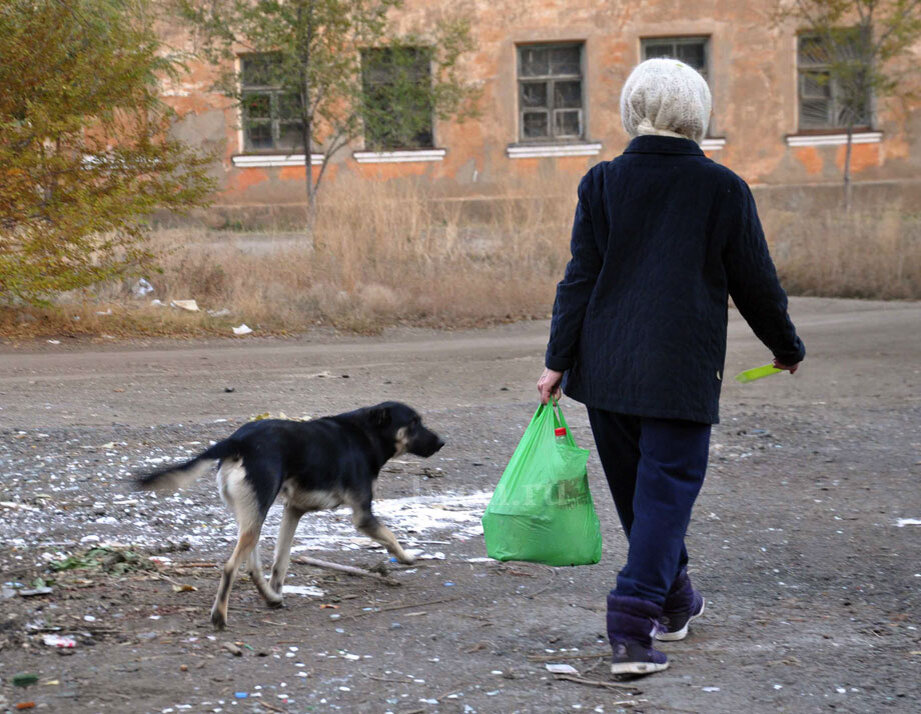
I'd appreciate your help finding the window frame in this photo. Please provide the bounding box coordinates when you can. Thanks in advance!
[796,31,872,133]
[360,45,436,151]
[640,35,710,82]
[238,53,304,154]
[515,42,586,144]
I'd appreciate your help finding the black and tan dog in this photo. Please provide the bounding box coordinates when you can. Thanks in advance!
[136,402,444,629]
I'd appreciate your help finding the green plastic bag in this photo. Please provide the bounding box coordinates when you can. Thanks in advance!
[482,403,602,566]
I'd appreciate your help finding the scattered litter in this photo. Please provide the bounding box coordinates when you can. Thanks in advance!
[1,501,40,512]
[836,687,847,694]
[224,387,235,393]
[18,587,53,598]
[232,323,253,336]
[132,278,155,297]
[444,582,455,587]
[42,634,76,648]
[172,583,197,593]
[95,309,112,316]
[170,299,199,312]
[895,518,921,527]
[222,642,243,657]
[150,299,164,307]
[208,308,231,317]
[545,664,580,675]
[702,686,720,692]
[283,585,325,598]
[234,693,248,699]
[15,703,35,710]
[12,674,39,687]
[47,340,61,345]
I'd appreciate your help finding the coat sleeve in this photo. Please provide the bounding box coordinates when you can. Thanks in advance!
[545,172,603,372]
[724,182,805,365]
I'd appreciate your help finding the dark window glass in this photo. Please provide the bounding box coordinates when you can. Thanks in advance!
[361,46,434,150]
[797,31,871,130]
[239,53,303,152]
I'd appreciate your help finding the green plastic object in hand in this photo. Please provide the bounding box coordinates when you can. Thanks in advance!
[482,403,602,566]
[734,363,782,383]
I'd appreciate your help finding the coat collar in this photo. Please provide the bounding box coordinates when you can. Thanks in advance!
[623,135,704,156]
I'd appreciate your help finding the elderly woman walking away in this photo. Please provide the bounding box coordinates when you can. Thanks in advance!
[537,58,805,675]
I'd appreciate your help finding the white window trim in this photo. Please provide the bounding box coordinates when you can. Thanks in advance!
[231,154,325,168]
[786,131,882,147]
[507,142,602,159]
[352,148,446,163]
[700,138,726,151]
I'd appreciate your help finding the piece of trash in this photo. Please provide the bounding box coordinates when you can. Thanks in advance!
[234,692,248,699]
[47,340,61,345]
[15,702,35,710]
[443,582,455,587]
[702,686,721,692]
[222,642,243,657]
[95,308,112,316]
[232,323,253,336]
[12,674,39,687]
[172,583,197,593]
[895,518,921,527]
[150,299,164,307]
[1,501,40,513]
[170,299,199,312]
[42,634,76,648]
[18,588,53,597]
[224,387,235,393]
[208,308,231,317]
[835,687,847,694]
[132,278,154,297]
[545,663,579,675]
[283,585,325,598]
[320,604,339,609]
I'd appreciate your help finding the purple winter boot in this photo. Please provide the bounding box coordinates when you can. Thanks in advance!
[607,594,669,675]
[656,568,705,642]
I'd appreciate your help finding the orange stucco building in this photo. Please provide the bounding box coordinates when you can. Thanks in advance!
[160,0,921,225]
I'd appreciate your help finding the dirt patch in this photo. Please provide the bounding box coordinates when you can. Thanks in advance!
[1,297,920,713]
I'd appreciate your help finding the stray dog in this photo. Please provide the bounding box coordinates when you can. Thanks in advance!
[136,402,444,629]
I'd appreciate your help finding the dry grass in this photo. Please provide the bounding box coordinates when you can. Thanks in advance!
[2,179,919,340]
[769,209,921,300]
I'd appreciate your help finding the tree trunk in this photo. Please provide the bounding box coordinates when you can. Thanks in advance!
[303,109,316,235]
[843,124,854,213]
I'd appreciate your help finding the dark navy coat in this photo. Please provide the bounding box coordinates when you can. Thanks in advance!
[545,135,805,424]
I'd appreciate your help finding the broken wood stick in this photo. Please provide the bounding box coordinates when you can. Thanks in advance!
[293,555,400,585]
[552,673,641,692]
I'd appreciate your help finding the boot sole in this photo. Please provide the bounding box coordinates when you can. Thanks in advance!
[655,597,706,642]
[610,660,670,675]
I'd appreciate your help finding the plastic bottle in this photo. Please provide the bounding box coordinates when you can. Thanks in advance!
[554,426,568,444]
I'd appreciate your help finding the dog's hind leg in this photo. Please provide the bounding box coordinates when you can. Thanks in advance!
[348,494,415,565]
[269,504,305,597]
[212,458,270,629]
[248,546,282,608]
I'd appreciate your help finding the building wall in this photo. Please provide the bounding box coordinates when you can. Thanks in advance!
[161,0,921,222]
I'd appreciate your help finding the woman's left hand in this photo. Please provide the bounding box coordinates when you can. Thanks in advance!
[537,368,564,405]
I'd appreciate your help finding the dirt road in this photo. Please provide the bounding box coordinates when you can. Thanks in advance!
[1,297,919,713]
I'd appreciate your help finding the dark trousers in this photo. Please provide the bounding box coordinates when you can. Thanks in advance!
[587,408,710,606]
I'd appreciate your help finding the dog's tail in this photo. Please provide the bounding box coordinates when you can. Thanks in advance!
[135,439,241,492]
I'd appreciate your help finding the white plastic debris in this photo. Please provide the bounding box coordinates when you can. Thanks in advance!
[170,299,200,312]
[133,278,154,297]
[282,585,325,598]
[702,687,721,692]
[47,339,61,345]
[895,518,921,527]
[43,634,77,648]
[545,663,579,675]
[232,324,253,336]
[150,299,164,307]
[208,308,231,317]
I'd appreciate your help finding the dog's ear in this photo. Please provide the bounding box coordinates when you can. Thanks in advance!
[369,406,391,427]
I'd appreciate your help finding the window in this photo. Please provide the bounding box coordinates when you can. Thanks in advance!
[797,32,871,131]
[641,37,709,80]
[517,43,584,142]
[361,46,434,150]
[239,54,303,153]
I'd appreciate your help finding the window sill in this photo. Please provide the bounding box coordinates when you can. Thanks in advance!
[352,148,446,164]
[786,131,882,147]
[700,138,726,151]
[232,154,324,168]
[506,142,603,159]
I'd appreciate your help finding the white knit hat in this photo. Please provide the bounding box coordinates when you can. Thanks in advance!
[620,58,712,144]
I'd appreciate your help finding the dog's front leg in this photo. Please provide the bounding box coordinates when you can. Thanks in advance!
[350,505,415,565]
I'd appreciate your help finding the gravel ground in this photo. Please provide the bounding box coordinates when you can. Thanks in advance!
[0,296,919,714]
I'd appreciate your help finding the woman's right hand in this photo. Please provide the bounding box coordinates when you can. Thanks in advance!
[537,368,564,404]
[773,358,801,374]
